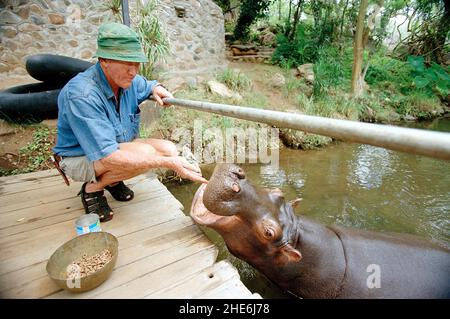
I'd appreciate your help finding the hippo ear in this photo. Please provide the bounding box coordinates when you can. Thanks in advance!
[280,244,302,263]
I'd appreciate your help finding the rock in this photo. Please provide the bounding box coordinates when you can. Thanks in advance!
[48,13,65,25]
[0,11,22,24]
[404,114,417,121]
[0,119,16,136]
[0,62,10,73]
[30,15,46,25]
[186,76,198,89]
[29,4,45,15]
[164,77,186,92]
[1,26,18,38]
[297,63,315,84]
[16,6,30,19]
[69,40,78,47]
[207,80,242,100]
[261,31,276,46]
[270,73,286,88]
[231,45,257,56]
[81,49,92,59]
[18,23,42,32]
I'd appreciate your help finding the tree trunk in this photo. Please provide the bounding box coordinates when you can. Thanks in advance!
[278,0,282,21]
[351,0,368,97]
[289,0,304,40]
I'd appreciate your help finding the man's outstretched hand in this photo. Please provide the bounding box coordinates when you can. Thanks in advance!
[152,85,174,107]
[170,156,208,184]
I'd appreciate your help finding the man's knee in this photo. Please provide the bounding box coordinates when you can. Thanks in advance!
[135,138,178,157]
[119,141,156,156]
[161,140,178,157]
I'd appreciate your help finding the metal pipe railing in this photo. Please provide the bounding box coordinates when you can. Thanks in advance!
[122,0,130,27]
[157,97,450,161]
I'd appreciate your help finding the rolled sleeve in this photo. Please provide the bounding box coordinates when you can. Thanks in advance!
[65,96,119,161]
[134,75,158,104]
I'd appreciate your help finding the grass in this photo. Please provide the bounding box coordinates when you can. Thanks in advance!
[2,125,56,176]
[216,69,253,93]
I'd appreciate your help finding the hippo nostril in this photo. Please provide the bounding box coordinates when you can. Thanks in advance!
[208,273,214,278]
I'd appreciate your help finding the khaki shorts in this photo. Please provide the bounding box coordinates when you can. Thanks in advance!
[60,156,97,183]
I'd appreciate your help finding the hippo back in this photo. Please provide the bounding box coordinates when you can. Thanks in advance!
[329,225,450,299]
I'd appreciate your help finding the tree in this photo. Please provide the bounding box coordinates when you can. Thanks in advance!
[351,0,368,96]
[234,0,273,40]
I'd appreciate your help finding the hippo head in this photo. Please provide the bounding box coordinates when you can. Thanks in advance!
[190,164,302,273]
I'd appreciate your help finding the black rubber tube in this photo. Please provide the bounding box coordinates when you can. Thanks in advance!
[26,54,93,84]
[0,82,62,123]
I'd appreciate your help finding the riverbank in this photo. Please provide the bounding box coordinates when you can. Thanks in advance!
[0,61,448,176]
[143,61,448,151]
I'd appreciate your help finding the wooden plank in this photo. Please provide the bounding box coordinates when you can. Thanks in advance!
[2,219,207,298]
[0,169,59,184]
[46,236,216,299]
[199,278,260,299]
[0,202,184,275]
[0,216,194,294]
[146,260,239,299]
[0,176,65,196]
[92,247,218,299]
[0,179,182,246]
[0,174,155,214]
[0,179,171,234]
[0,169,256,300]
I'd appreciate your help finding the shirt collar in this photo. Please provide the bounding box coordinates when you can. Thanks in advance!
[95,62,115,100]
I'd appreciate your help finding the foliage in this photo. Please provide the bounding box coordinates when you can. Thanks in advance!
[10,126,56,175]
[135,0,170,79]
[407,55,450,98]
[96,0,123,23]
[393,0,449,64]
[365,54,411,86]
[217,69,253,92]
[271,24,319,67]
[234,0,273,40]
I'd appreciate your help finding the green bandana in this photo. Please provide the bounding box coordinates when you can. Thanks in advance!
[95,22,148,63]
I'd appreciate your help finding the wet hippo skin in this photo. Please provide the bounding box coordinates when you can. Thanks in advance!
[190,164,450,299]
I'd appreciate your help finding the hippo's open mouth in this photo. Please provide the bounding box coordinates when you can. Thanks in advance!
[190,183,226,226]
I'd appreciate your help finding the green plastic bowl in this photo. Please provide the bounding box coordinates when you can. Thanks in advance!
[46,232,118,293]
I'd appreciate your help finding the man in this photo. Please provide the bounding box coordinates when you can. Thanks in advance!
[53,22,207,222]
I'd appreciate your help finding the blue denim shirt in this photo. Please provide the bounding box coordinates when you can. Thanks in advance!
[53,63,158,161]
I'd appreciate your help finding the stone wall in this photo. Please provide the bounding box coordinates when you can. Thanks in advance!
[0,0,226,79]
[154,0,226,77]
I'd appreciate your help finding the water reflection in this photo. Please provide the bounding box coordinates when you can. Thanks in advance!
[350,145,396,190]
[167,117,450,298]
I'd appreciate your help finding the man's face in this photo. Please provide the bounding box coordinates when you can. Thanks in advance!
[101,59,140,89]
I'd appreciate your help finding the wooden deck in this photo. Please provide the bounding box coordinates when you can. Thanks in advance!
[0,169,261,299]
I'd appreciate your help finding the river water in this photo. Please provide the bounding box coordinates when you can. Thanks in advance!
[167,117,450,298]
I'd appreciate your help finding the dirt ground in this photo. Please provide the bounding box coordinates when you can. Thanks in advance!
[0,74,56,173]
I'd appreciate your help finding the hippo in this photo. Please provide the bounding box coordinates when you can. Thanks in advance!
[190,164,450,299]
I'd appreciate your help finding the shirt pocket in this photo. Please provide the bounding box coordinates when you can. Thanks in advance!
[129,107,141,140]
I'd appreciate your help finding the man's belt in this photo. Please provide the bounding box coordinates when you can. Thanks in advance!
[51,154,70,186]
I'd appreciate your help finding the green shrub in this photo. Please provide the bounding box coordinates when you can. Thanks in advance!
[272,25,318,67]
[313,47,352,96]
[365,55,411,88]
[217,69,253,92]
[407,55,450,98]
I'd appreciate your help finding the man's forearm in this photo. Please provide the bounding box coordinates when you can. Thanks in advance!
[99,148,174,173]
